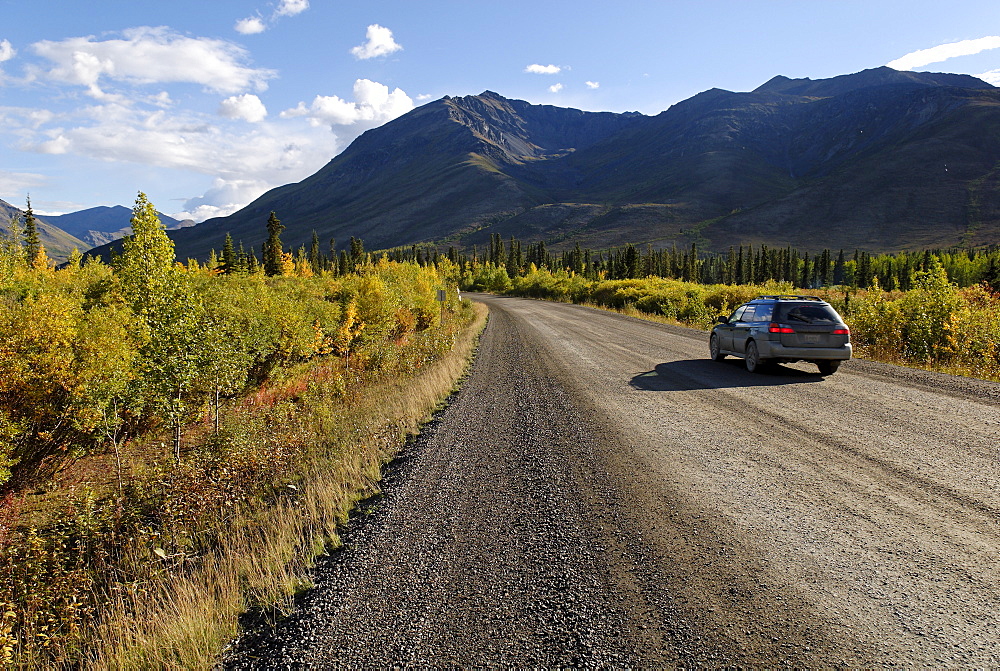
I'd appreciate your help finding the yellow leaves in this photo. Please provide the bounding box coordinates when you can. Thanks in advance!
[29,245,52,272]
[279,251,295,276]
[334,299,365,357]
[295,256,314,278]
[0,604,16,666]
[311,319,335,356]
[0,291,80,404]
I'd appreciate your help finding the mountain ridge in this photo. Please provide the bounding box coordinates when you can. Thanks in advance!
[83,67,1000,259]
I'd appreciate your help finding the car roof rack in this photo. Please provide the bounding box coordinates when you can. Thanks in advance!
[753,295,824,301]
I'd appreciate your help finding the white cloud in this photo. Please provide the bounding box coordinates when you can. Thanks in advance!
[16,100,342,221]
[0,169,47,196]
[275,0,309,17]
[150,91,173,108]
[219,94,268,122]
[281,78,413,128]
[36,133,70,154]
[585,81,600,89]
[0,40,15,62]
[525,64,561,75]
[976,69,1000,85]
[549,83,564,93]
[235,0,308,34]
[235,17,267,35]
[350,24,402,60]
[887,36,1000,71]
[31,26,276,97]
[173,178,272,221]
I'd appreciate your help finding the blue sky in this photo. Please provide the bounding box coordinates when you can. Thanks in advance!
[2,0,999,222]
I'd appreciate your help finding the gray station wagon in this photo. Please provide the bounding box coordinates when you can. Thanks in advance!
[709,295,852,375]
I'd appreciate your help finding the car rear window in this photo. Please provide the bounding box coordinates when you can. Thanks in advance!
[775,303,842,324]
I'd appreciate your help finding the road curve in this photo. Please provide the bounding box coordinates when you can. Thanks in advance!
[226,294,1000,667]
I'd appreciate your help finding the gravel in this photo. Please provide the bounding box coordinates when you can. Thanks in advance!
[224,294,1000,667]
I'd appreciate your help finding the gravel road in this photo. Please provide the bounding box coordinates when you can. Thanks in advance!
[225,294,1000,667]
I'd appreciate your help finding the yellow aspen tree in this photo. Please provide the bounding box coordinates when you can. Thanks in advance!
[29,244,51,271]
[279,250,295,276]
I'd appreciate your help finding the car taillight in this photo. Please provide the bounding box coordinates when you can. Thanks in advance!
[769,322,795,334]
[833,328,850,335]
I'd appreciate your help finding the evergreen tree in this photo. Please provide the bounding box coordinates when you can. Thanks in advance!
[833,249,846,285]
[309,230,322,275]
[757,245,770,283]
[819,249,832,286]
[262,211,285,276]
[23,196,40,264]
[236,241,249,274]
[349,236,365,266]
[221,233,236,274]
[247,248,260,274]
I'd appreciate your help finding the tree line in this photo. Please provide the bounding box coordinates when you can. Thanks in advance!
[368,232,1000,291]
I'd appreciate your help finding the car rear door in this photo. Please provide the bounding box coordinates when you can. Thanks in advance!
[733,305,756,354]
[718,305,746,351]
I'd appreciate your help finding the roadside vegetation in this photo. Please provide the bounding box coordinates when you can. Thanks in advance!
[443,234,1000,382]
[0,196,481,668]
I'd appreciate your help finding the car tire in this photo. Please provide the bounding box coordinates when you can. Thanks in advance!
[709,333,726,361]
[817,360,841,376]
[745,341,766,373]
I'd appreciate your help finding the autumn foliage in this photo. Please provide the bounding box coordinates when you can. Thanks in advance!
[0,194,466,666]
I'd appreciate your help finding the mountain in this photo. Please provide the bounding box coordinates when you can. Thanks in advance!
[42,206,193,248]
[0,202,193,259]
[0,199,86,261]
[96,67,1000,259]
[156,91,643,260]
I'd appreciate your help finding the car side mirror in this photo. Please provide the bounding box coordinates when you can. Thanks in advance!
[717,316,729,324]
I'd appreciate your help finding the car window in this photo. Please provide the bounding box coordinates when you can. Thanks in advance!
[740,306,756,322]
[776,304,841,324]
[752,304,774,322]
[730,306,747,322]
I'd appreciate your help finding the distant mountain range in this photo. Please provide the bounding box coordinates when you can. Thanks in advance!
[69,67,1000,259]
[0,201,192,260]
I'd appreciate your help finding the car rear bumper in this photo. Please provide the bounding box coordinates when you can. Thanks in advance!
[758,341,852,361]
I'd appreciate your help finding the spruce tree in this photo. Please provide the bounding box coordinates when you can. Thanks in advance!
[221,232,236,274]
[23,197,40,264]
[349,236,364,265]
[308,230,321,274]
[262,211,285,276]
[236,241,249,274]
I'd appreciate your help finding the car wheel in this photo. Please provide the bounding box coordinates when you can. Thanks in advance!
[817,360,841,376]
[709,333,726,361]
[745,341,766,373]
